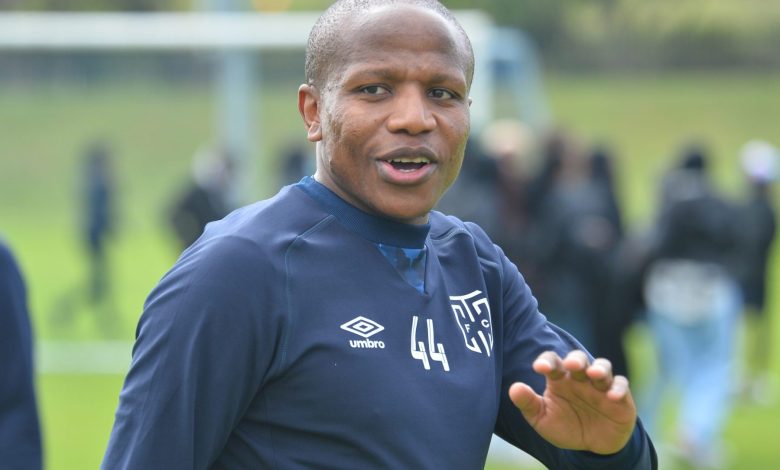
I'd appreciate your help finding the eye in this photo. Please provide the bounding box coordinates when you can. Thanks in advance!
[429,88,456,100]
[360,85,390,95]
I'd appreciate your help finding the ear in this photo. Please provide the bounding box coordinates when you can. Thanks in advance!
[298,84,322,142]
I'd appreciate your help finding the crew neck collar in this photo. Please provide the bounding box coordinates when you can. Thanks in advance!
[297,176,430,248]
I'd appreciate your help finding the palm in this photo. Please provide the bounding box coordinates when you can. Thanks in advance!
[509,351,637,455]
[529,377,636,453]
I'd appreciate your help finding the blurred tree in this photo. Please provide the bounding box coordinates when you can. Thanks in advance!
[445,0,573,53]
[0,0,191,10]
[1,0,779,70]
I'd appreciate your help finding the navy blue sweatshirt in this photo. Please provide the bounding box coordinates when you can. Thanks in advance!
[104,178,656,469]
[0,239,42,469]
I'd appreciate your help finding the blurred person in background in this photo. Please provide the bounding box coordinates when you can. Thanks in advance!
[640,144,742,469]
[168,144,235,252]
[278,142,315,187]
[515,129,567,298]
[585,145,635,379]
[434,136,503,241]
[103,2,656,469]
[0,238,42,470]
[478,119,540,273]
[735,140,778,405]
[51,140,120,336]
[525,131,624,351]
[82,140,116,306]
[588,146,623,242]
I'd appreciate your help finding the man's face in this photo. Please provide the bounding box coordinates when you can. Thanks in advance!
[299,5,471,225]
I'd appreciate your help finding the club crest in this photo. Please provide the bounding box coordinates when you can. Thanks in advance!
[450,290,493,356]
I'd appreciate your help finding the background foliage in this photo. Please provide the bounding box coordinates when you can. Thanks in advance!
[3,0,780,69]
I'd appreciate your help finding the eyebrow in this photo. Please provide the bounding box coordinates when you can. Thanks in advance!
[346,67,466,87]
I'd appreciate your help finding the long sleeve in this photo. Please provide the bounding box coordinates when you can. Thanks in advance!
[102,235,281,469]
[0,241,42,470]
[491,242,657,469]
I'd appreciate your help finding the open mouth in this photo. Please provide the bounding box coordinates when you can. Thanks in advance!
[388,157,430,172]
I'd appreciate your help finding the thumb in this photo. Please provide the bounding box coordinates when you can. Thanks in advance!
[508,382,543,421]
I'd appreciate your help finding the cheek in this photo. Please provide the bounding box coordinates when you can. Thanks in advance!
[438,108,469,141]
[330,115,372,163]
[444,118,470,181]
[454,114,471,143]
[445,118,470,158]
[322,107,343,140]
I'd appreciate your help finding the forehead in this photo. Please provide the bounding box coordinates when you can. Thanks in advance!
[328,5,469,84]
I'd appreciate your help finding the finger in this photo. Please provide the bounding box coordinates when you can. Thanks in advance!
[508,382,544,422]
[533,351,565,380]
[562,350,589,381]
[586,358,613,392]
[606,375,631,401]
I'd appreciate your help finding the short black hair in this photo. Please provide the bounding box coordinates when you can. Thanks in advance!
[305,0,474,89]
[680,143,708,172]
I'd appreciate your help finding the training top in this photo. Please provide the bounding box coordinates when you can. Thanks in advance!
[103,177,657,469]
[0,239,42,470]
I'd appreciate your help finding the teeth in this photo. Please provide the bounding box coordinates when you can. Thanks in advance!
[389,157,430,163]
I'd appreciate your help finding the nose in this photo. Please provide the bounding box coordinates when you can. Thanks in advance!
[386,86,437,135]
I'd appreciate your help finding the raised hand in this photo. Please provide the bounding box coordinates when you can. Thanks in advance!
[508,350,637,455]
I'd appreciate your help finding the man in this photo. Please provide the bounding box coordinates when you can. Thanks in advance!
[103,1,656,468]
[82,140,115,304]
[736,140,777,404]
[641,146,740,468]
[168,145,234,251]
[0,239,42,469]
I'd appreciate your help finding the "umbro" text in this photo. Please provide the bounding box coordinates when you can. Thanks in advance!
[349,339,386,349]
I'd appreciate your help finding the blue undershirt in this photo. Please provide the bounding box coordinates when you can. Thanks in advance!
[299,176,428,293]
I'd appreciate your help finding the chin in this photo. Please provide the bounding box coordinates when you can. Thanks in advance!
[384,205,432,225]
[372,188,438,224]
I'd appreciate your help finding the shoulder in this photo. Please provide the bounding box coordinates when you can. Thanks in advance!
[206,184,325,238]
[428,211,511,294]
[0,239,23,284]
[150,186,331,311]
[0,239,29,335]
[186,185,330,265]
[429,210,500,259]
[0,239,14,268]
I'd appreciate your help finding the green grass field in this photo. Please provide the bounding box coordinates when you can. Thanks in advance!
[2,70,780,469]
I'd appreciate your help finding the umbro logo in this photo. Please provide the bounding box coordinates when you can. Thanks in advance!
[341,316,384,338]
[341,316,386,349]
